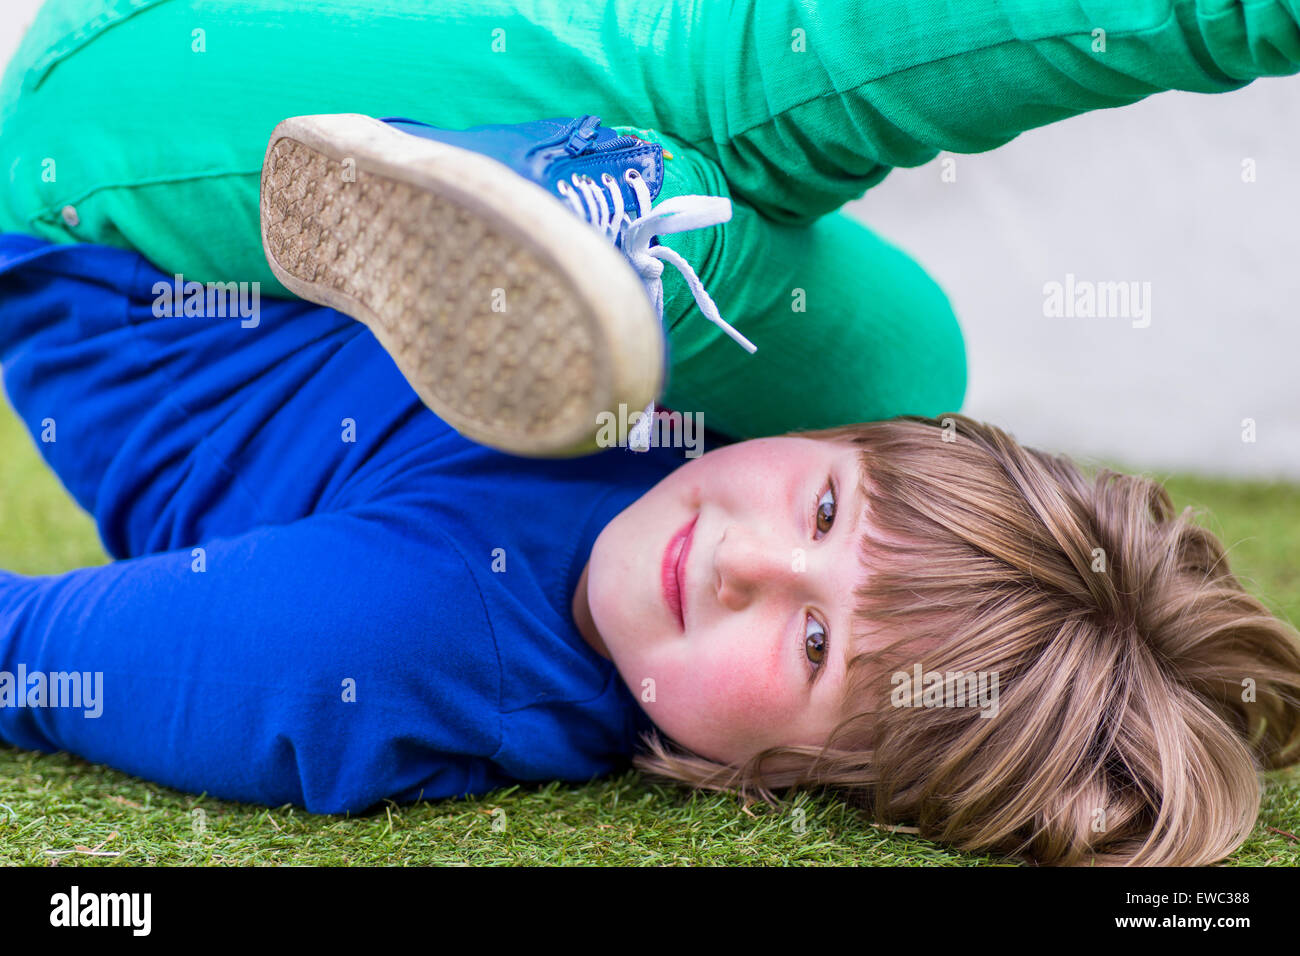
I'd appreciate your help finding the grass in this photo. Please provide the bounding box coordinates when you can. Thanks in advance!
[1,402,1298,866]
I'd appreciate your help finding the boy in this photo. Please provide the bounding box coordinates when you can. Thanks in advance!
[3,233,1300,867]
[4,0,1300,867]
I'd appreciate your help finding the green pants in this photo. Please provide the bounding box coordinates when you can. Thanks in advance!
[3,0,1298,438]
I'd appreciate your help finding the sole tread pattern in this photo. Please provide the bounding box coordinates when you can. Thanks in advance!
[261,137,601,445]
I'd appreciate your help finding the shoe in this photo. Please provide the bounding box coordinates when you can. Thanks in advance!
[259,112,752,457]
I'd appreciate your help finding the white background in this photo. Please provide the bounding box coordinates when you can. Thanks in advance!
[4,0,1297,478]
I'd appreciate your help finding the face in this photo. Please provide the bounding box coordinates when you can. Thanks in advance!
[573,436,869,766]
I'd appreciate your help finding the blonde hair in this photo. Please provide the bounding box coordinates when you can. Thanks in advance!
[632,413,1300,865]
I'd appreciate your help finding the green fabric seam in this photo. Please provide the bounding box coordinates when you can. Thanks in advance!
[24,165,263,225]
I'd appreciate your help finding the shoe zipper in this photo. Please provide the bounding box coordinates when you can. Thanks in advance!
[565,115,602,154]
[529,116,606,164]
[588,134,646,152]
[565,115,646,155]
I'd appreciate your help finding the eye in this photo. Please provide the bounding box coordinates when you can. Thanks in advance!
[804,614,828,676]
[815,481,836,536]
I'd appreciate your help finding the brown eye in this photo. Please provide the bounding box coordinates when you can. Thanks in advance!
[815,486,835,535]
[805,616,827,666]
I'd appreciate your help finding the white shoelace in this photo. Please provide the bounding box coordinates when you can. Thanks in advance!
[557,168,754,451]
[556,170,756,355]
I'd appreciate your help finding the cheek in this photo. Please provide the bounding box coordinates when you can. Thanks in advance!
[695,641,786,717]
[645,626,799,759]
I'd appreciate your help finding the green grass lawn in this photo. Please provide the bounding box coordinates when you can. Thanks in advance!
[1,402,1298,866]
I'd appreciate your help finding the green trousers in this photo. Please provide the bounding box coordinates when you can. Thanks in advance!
[3,0,1298,438]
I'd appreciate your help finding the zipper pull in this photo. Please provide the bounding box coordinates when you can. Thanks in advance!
[565,115,602,155]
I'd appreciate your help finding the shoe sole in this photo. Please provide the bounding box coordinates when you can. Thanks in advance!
[259,113,663,457]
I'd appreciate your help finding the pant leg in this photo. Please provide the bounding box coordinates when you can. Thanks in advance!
[12,0,1173,443]
[691,0,1300,222]
[4,0,1300,254]
[653,134,967,438]
[662,209,968,437]
[1,1,973,445]
[0,0,734,295]
[7,0,964,444]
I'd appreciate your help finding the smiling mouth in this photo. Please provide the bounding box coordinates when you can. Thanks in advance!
[661,514,697,630]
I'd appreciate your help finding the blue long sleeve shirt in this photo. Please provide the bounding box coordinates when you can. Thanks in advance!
[0,233,700,813]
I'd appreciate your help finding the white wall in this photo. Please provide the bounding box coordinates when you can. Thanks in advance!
[3,0,1297,477]
[0,0,42,71]
[851,78,1300,480]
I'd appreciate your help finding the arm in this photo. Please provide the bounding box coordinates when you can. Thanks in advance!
[0,506,513,813]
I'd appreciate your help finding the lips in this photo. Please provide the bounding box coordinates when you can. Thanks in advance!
[661,514,697,630]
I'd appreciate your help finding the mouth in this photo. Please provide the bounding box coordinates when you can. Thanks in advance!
[661,513,697,631]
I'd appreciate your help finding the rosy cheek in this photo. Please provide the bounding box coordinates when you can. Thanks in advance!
[690,637,793,742]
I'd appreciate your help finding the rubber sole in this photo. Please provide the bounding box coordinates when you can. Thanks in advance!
[259,113,663,457]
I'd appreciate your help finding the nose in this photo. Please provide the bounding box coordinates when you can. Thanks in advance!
[713,523,796,611]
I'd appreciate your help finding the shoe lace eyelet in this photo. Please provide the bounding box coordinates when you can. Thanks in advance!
[624,169,640,183]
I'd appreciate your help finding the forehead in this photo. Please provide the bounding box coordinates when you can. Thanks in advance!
[768,435,860,469]
[709,435,867,514]
[769,436,866,502]
[800,436,865,481]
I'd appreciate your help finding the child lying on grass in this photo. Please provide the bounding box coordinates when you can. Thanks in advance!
[2,234,1298,867]
[5,0,1300,867]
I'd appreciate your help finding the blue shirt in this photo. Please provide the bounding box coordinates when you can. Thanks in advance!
[0,233,704,813]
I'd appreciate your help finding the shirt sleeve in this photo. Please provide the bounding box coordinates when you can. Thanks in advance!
[0,504,513,813]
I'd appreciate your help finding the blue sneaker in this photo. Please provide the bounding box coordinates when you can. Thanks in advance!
[259,112,752,457]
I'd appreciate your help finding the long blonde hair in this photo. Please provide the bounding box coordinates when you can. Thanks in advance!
[632,413,1300,865]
